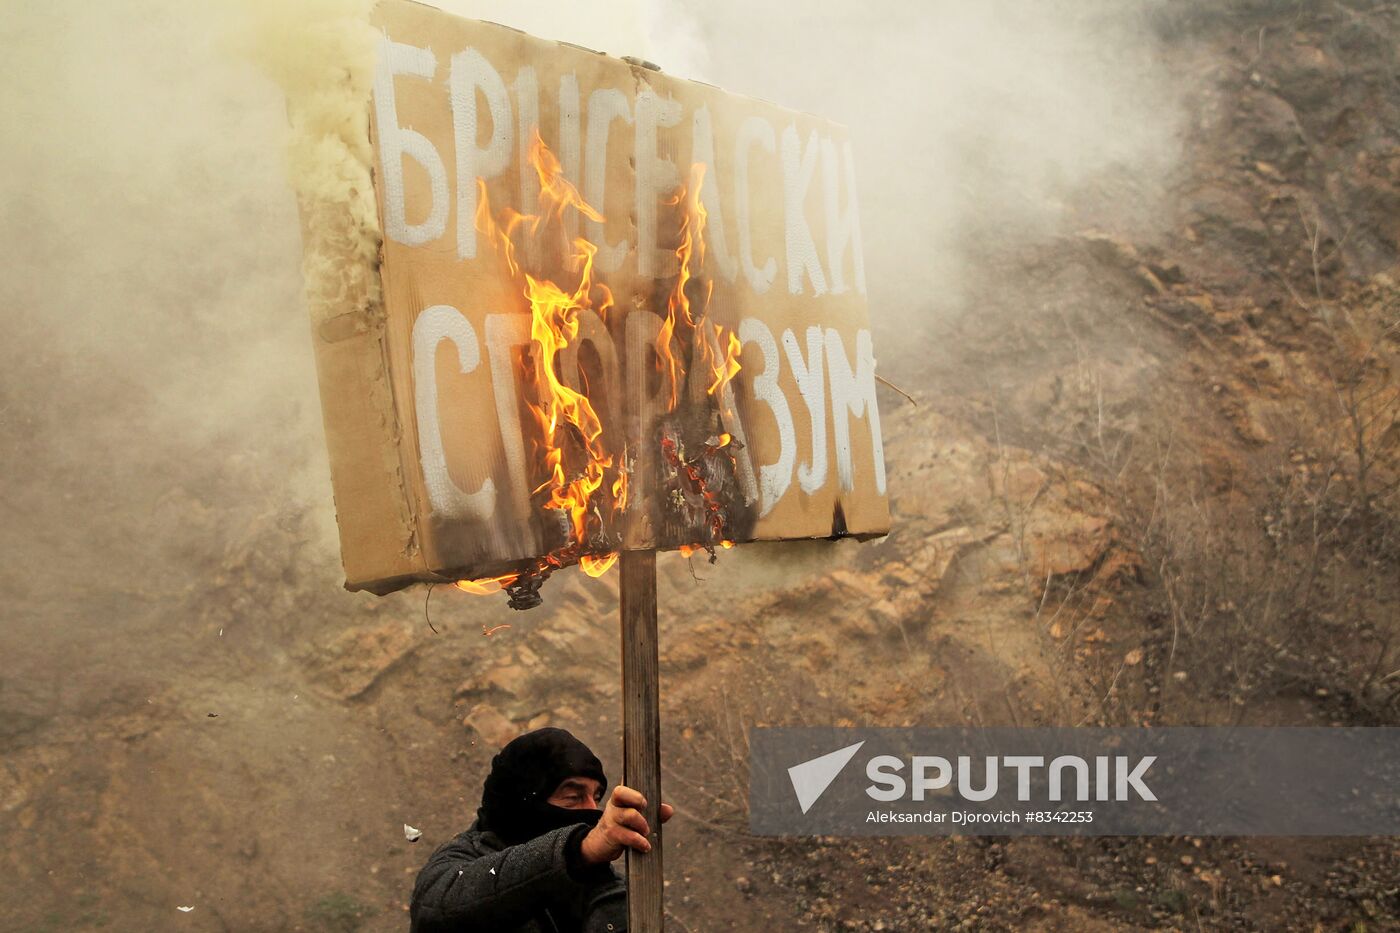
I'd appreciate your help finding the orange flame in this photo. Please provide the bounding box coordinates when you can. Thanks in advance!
[656,163,714,411]
[455,574,518,595]
[475,132,619,546]
[707,329,742,396]
[612,469,629,513]
[580,553,618,577]
[455,135,743,595]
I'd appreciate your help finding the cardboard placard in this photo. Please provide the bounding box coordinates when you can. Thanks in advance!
[307,0,889,593]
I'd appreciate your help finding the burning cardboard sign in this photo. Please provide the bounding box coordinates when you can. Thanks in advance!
[305,0,888,600]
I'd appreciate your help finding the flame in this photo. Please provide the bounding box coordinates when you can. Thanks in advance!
[580,553,618,577]
[656,163,713,411]
[455,130,625,595]
[612,469,629,512]
[480,133,617,542]
[707,330,742,396]
[455,574,518,595]
[454,135,743,598]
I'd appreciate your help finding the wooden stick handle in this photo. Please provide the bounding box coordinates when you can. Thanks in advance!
[619,549,663,931]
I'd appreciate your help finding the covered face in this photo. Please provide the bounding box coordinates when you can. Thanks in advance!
[476,728,608,844]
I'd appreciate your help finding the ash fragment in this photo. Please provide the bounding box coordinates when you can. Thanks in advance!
[505,571,549,611]
[654,413,753,552]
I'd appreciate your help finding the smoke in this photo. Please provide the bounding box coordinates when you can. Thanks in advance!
[690,0,1184,337]
[0,0,369,660]
[0,0,1181,628]
[237,0,382,331]
[0,4,1187,921]
[411,0,1185,346]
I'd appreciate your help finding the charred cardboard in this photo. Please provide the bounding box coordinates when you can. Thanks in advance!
[304,0,889,593]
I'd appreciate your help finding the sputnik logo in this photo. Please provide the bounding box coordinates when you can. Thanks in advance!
[787,741,865,814]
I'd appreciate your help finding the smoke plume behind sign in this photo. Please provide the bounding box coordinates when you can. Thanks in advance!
[305,0,888,594]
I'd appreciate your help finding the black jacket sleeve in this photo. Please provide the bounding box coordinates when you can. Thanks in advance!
[409,824,626,933]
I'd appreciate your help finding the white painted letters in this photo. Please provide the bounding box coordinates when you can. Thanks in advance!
[739,318,796,516]
[825,328,886,495]
[376,37,448,247]
[412,305,493,519]
[584,89,633,273]
[822,137,866,295]
[371,29,885,543]
[735,116,778,294]
[449,48,512,260]
[690,106,738,283]
[782,326,829,495]
[634,89,682,279]
[782,125,827,296]
[557,74,583,239]
[483,313,535,517]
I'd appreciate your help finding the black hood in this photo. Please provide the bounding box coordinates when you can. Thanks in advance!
[476,728,608,845]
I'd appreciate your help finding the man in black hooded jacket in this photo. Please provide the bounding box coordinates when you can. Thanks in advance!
[409,728,672,933]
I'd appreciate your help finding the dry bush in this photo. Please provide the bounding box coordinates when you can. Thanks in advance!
[1080,283,1399,721]
[663,656,838,834]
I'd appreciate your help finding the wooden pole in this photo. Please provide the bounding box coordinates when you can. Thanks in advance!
[619,548,663,931]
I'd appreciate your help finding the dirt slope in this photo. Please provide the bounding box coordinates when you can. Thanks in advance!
[3,1,1399,931]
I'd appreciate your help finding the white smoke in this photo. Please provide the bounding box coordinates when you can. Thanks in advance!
[0,0,1181,598]
[236,0,382,329]
[692,0,1184,324]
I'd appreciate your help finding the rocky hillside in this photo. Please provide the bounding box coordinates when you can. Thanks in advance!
[2,1,1398,931]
